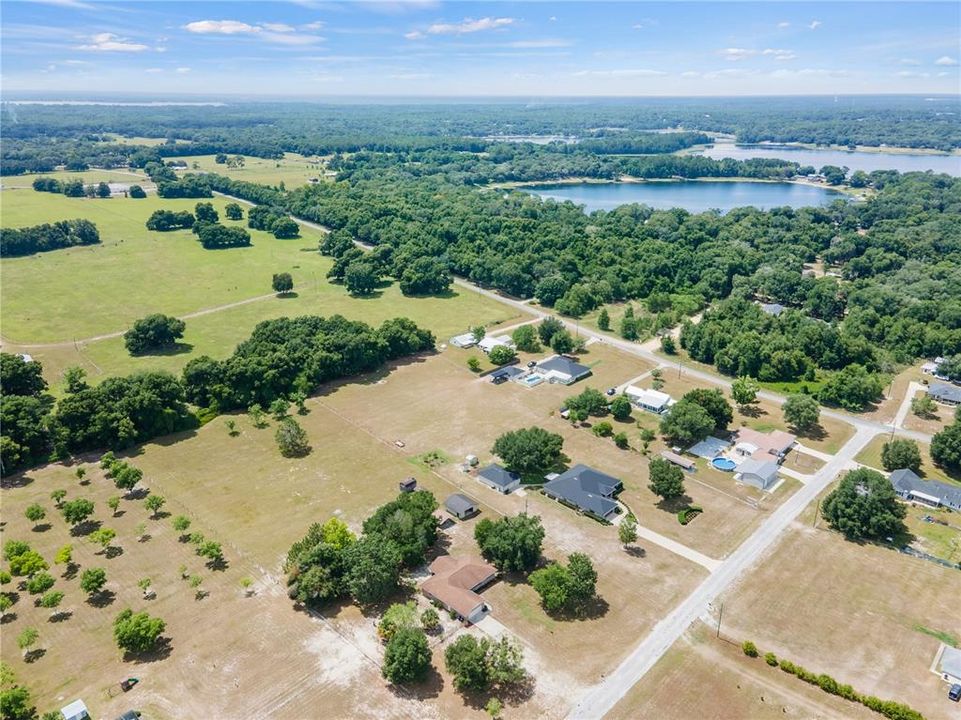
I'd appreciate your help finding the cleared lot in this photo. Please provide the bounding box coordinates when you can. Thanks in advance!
[717,518,961,720]
[608,624,879,720]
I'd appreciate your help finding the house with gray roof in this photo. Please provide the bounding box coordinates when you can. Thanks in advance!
[477,463,521,494]
[938,645,961,685]
[735,458,780,491]
[889,469,961,511]
[534,355,592,385]
[542,464,623,520]
[928,382,961,406]
[445,493,479,520]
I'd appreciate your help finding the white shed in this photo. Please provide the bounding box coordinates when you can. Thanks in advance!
[61,700,90,720]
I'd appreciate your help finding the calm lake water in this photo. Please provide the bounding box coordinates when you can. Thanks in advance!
[694,143,961,176]
[525,181,845,214]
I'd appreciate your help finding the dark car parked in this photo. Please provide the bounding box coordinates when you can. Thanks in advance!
[949,683,961,702]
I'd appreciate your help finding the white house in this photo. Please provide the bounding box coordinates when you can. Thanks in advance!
[626,386,675,414]
[937,645,961,685]
[449,333,478,349]
[478,336,514,354]
[60,700,90,720]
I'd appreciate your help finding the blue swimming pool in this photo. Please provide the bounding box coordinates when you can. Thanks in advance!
[519,374,544,387]
[712,457,737,472]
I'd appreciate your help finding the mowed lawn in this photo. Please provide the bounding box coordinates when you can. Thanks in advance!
[174,153,328,188]
[718,522,961,720]
[1,169,152,189]
[1,187,519,386]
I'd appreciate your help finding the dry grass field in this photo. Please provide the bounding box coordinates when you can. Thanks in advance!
[716,520,961,720]
[174,153,328,187]
[1,343,722,718]
[608,624,879,720]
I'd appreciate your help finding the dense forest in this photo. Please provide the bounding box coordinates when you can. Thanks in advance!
[2,96,959,174]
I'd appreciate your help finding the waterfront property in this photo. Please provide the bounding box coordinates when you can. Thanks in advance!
[421,555,497,625]
[542,464,623,521]
[890,469,961,511]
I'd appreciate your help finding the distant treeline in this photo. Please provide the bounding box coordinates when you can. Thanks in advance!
[2,97,958,175]
[0,314,434,475]
[0,219,100,257]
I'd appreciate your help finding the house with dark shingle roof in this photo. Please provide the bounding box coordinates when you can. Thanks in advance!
[476,463,521,494]
[535,355,592,385]
[889,469,961,511]
[542,464,623,520]
[445,493,479,520]
[928,382,961,406]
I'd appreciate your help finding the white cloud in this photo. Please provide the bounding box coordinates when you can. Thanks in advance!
[934,56,958,66]
[184,20,261,35]
[29,0,97,9]
[388,72,431,80]
[404,30,424,40]
[897,70,930,78]
[425,17,514,36]
[632,19,658,30]
[721,47,795,62]
[549,16,557,22]
[680,71,701,78]
[777,21,790,29]
[720,47,754,61]
[77,32,148,52]
[145,67,163,73]
[762,48,796,61]
[808,20,822,30]
[262,32,323,46]
[262,23,295,33]
[302,21,325,31]
[899,58,921,66]
[176,67,191,74]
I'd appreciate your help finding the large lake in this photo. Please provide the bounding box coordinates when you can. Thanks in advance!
[525,180,845,214]
[694,143,961,176]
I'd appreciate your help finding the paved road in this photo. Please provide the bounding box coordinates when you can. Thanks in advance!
[565,424,878,719]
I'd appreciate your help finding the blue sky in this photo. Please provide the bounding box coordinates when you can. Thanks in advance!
[2,1,958,96]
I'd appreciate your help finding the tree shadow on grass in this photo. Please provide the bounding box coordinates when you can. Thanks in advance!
[350,289,386,300]
[277,291,300,299]
[132,342,194,357]
[547,595,611,622]
[797,423,828,444]
[125,637,173,664]
[32,523,52,533]
[49,610,73,623]
[23,648,46,663]
[63,563,79,580]
[624,545,647,559]
[125,487,150,501]
[70,519,102,537]
[0,473,34,489]
[739,404,765,419]
[389,664,444,701]
[105,546,124,559]
[0,613,17,625]
[655,495,694,514]
[206,556,230,572]
[87,589,116,608]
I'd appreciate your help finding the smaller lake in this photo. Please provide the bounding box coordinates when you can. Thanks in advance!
[525,180,845,214]
[694,143,961,176]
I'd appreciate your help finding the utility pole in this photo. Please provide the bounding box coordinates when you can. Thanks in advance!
[812,499,820,527]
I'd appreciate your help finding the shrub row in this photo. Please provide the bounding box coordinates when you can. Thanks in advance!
[743,641,924,720]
